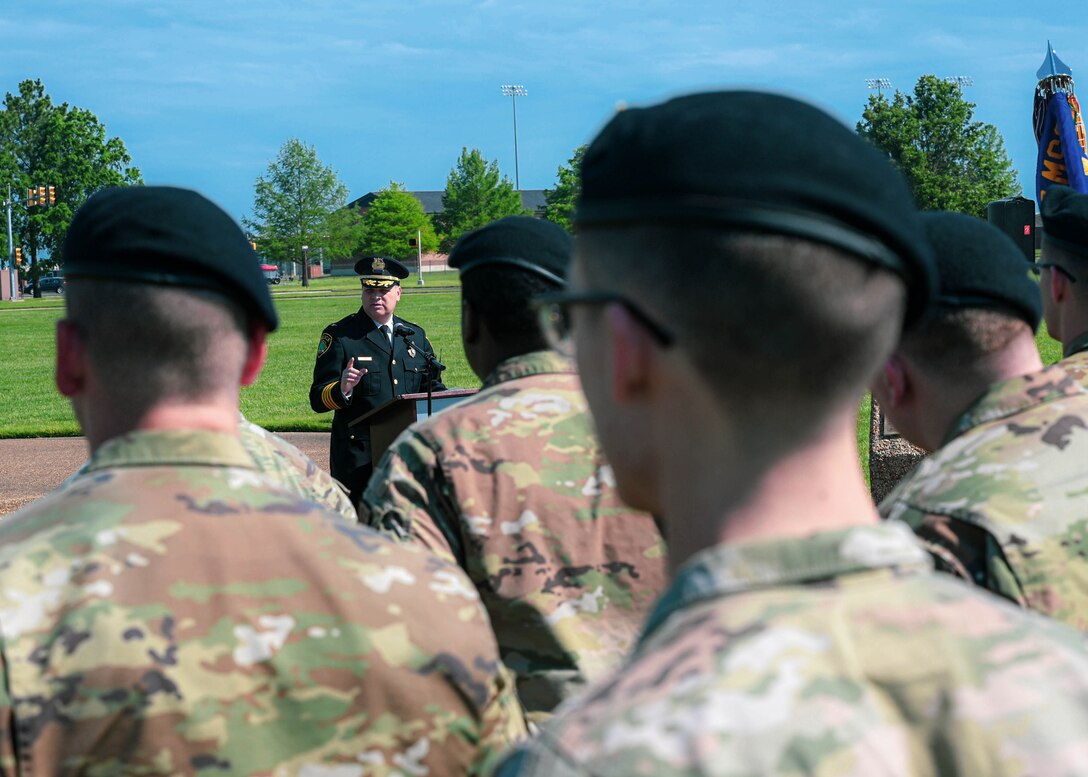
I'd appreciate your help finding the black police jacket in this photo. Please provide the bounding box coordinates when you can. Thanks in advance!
[309,310,445,486]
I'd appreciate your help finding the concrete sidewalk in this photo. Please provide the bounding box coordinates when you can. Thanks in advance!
[0,433,331,517]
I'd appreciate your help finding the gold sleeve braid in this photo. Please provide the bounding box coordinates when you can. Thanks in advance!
[321,381,342,410]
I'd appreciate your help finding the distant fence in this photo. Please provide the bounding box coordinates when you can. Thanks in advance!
[329,253,450,277]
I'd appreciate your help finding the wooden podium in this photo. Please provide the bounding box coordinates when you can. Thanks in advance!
[347,389,478,466]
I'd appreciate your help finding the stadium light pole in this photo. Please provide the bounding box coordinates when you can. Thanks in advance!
[944,76,974,88]
[865,78,893,95]
[500,85,527,191]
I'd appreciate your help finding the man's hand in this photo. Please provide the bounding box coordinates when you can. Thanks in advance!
[340,357,367,397]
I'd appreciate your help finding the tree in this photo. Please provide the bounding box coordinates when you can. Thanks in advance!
[856,75,1020,218]
[0,79,142,296]
[435,147,527,251]
[245,138,349,285]
[321,207,366,262]
[543,145,586,232]
[360,182,439,260]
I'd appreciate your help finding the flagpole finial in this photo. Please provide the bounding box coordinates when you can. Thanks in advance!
[1038,41,1073,81]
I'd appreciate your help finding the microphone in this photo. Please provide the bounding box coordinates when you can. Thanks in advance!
[393,323,416,338]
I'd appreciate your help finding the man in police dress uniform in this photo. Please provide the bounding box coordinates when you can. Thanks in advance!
[310,255,445,505]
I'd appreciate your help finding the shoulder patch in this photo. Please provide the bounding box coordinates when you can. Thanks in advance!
[317,333,333,357]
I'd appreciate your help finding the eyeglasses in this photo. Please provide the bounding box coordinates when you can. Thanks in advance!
[1030,262,1078,283]
[533,290,674,358]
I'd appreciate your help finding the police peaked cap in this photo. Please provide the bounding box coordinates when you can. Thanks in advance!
[448,216,572,285]
[355,255,409,287]
[575,90,937,325]
[1041,185,1088,257]
[63,186,278,331]
[920,212,1042,331]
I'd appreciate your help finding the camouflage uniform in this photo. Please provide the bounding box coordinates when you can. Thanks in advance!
[879,362,1088,627]
[64,415,357,523]
[495,522,1088,776]
[0,429,526,776]
[360,351,667,720]
[237,415,356,521]
[1061,330,1088,386]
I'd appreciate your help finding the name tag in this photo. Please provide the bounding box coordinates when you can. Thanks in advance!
[355,357,373,362]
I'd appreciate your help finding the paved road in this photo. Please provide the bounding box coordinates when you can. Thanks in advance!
[0,433,331,517]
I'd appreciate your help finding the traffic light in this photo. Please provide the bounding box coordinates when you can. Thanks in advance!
[14,247,22,264]
[47,185,56,205]
[26,188,36,205]
[37,186,46,206]
[408,237,418,248]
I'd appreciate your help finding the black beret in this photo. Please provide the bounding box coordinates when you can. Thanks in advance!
[575,91,936,325]
[354,255,409,287]
[921,212,1042,331]
[63,186,277,331]
[1041,185,1088,257]
[448,216,572,285]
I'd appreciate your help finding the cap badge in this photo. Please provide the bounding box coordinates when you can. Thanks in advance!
[372,257,386,273]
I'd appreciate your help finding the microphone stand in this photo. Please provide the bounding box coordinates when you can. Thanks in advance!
[400,334,446,416]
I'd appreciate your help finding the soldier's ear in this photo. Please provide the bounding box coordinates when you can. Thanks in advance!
[874,354,909,408]
[461,298,481,344]
[55,319,87,398]
[240,324,269,387]
[1049,264,1071,303]
[608,303,652,404]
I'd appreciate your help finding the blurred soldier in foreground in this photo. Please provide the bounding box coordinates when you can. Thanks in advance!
[361,217,667,721]
[1039,185,1088,384]
[310,255,445,506]
[236,414,356,520]
[495,92,1088,776]
[0,187,525,775]
[876,213,1088,626]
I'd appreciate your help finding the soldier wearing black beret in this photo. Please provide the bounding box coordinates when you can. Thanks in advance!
[360,216,668,720]
[4,186,529,773]
[870,212,1088,627]
[495,91,1088,777]
[309,254,445,505]
[1039,184,1088,364]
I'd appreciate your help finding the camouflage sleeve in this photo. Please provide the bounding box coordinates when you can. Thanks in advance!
[361,430,465,565]
[238,418,358,523]
[475,664,534,775]
[492,732,587,776]
[892,508,1027,607]
[0,648,13,776]
[984,536,1028,607]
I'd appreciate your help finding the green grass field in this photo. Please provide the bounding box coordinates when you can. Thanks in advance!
[0,274,1069,483]
[0,273,473,437]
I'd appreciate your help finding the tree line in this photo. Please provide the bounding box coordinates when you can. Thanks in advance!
[0,79,141,297]
[244,141,586,270]
[1,75,1022,295]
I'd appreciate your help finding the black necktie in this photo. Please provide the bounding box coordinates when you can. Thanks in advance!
[380,324,392,346]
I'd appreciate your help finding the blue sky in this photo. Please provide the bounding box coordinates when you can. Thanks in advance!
[2,1,1085,224]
